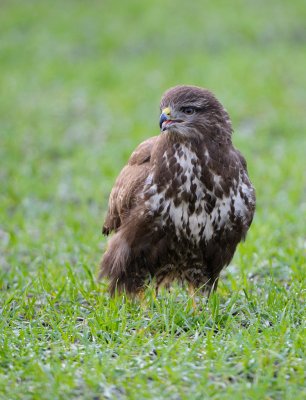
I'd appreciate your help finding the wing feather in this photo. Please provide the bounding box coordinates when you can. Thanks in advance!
[102,136,157,235]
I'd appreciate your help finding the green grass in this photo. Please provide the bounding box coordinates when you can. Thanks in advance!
[1,0,305,399]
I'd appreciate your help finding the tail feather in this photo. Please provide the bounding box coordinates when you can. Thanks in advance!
[100,210,163,295]
[100,233,130,276]
[100,230,152,296]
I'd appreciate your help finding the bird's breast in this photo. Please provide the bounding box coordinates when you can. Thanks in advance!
[144,144,254,244]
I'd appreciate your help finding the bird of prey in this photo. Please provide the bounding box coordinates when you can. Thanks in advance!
[100,85,256,299]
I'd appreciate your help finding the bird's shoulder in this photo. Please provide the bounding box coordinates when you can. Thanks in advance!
[128,136,158,166]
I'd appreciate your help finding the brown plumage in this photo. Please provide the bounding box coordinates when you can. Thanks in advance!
[100,85,256,297]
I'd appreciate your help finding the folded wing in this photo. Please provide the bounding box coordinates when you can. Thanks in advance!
[102,136,157,235]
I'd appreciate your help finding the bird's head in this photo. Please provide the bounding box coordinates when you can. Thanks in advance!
[159,85,232,141]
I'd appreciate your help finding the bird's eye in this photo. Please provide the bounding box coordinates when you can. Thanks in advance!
[181,106,196,115]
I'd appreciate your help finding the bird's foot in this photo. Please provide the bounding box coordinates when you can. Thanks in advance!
[188,283,197,311]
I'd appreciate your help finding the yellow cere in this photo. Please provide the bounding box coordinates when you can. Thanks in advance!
[162,107,171,116]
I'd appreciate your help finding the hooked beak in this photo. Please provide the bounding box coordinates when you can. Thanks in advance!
[159,107,171,130]
[159,113,169,129]
[159,106,183,132]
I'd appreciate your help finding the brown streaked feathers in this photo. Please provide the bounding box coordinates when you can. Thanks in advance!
[100,85,256,297]
[102,136,157,235]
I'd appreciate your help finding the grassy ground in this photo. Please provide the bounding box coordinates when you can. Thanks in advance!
[1,0,305,399]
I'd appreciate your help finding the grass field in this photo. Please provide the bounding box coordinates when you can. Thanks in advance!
[1,0,305,399]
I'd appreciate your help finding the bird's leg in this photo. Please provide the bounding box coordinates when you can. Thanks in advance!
[188,283,197,311]
[138,291,144,301]
[137,288,156,309]
[137,289,146,306]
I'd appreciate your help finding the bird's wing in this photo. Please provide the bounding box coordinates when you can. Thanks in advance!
[102,136,157,235]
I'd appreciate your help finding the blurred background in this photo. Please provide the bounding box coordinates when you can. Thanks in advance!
[1,0,305,281]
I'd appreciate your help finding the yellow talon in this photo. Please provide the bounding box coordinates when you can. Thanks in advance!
[188,283,197,311]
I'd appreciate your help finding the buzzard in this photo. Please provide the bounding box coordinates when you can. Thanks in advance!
[100,85,255,299]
